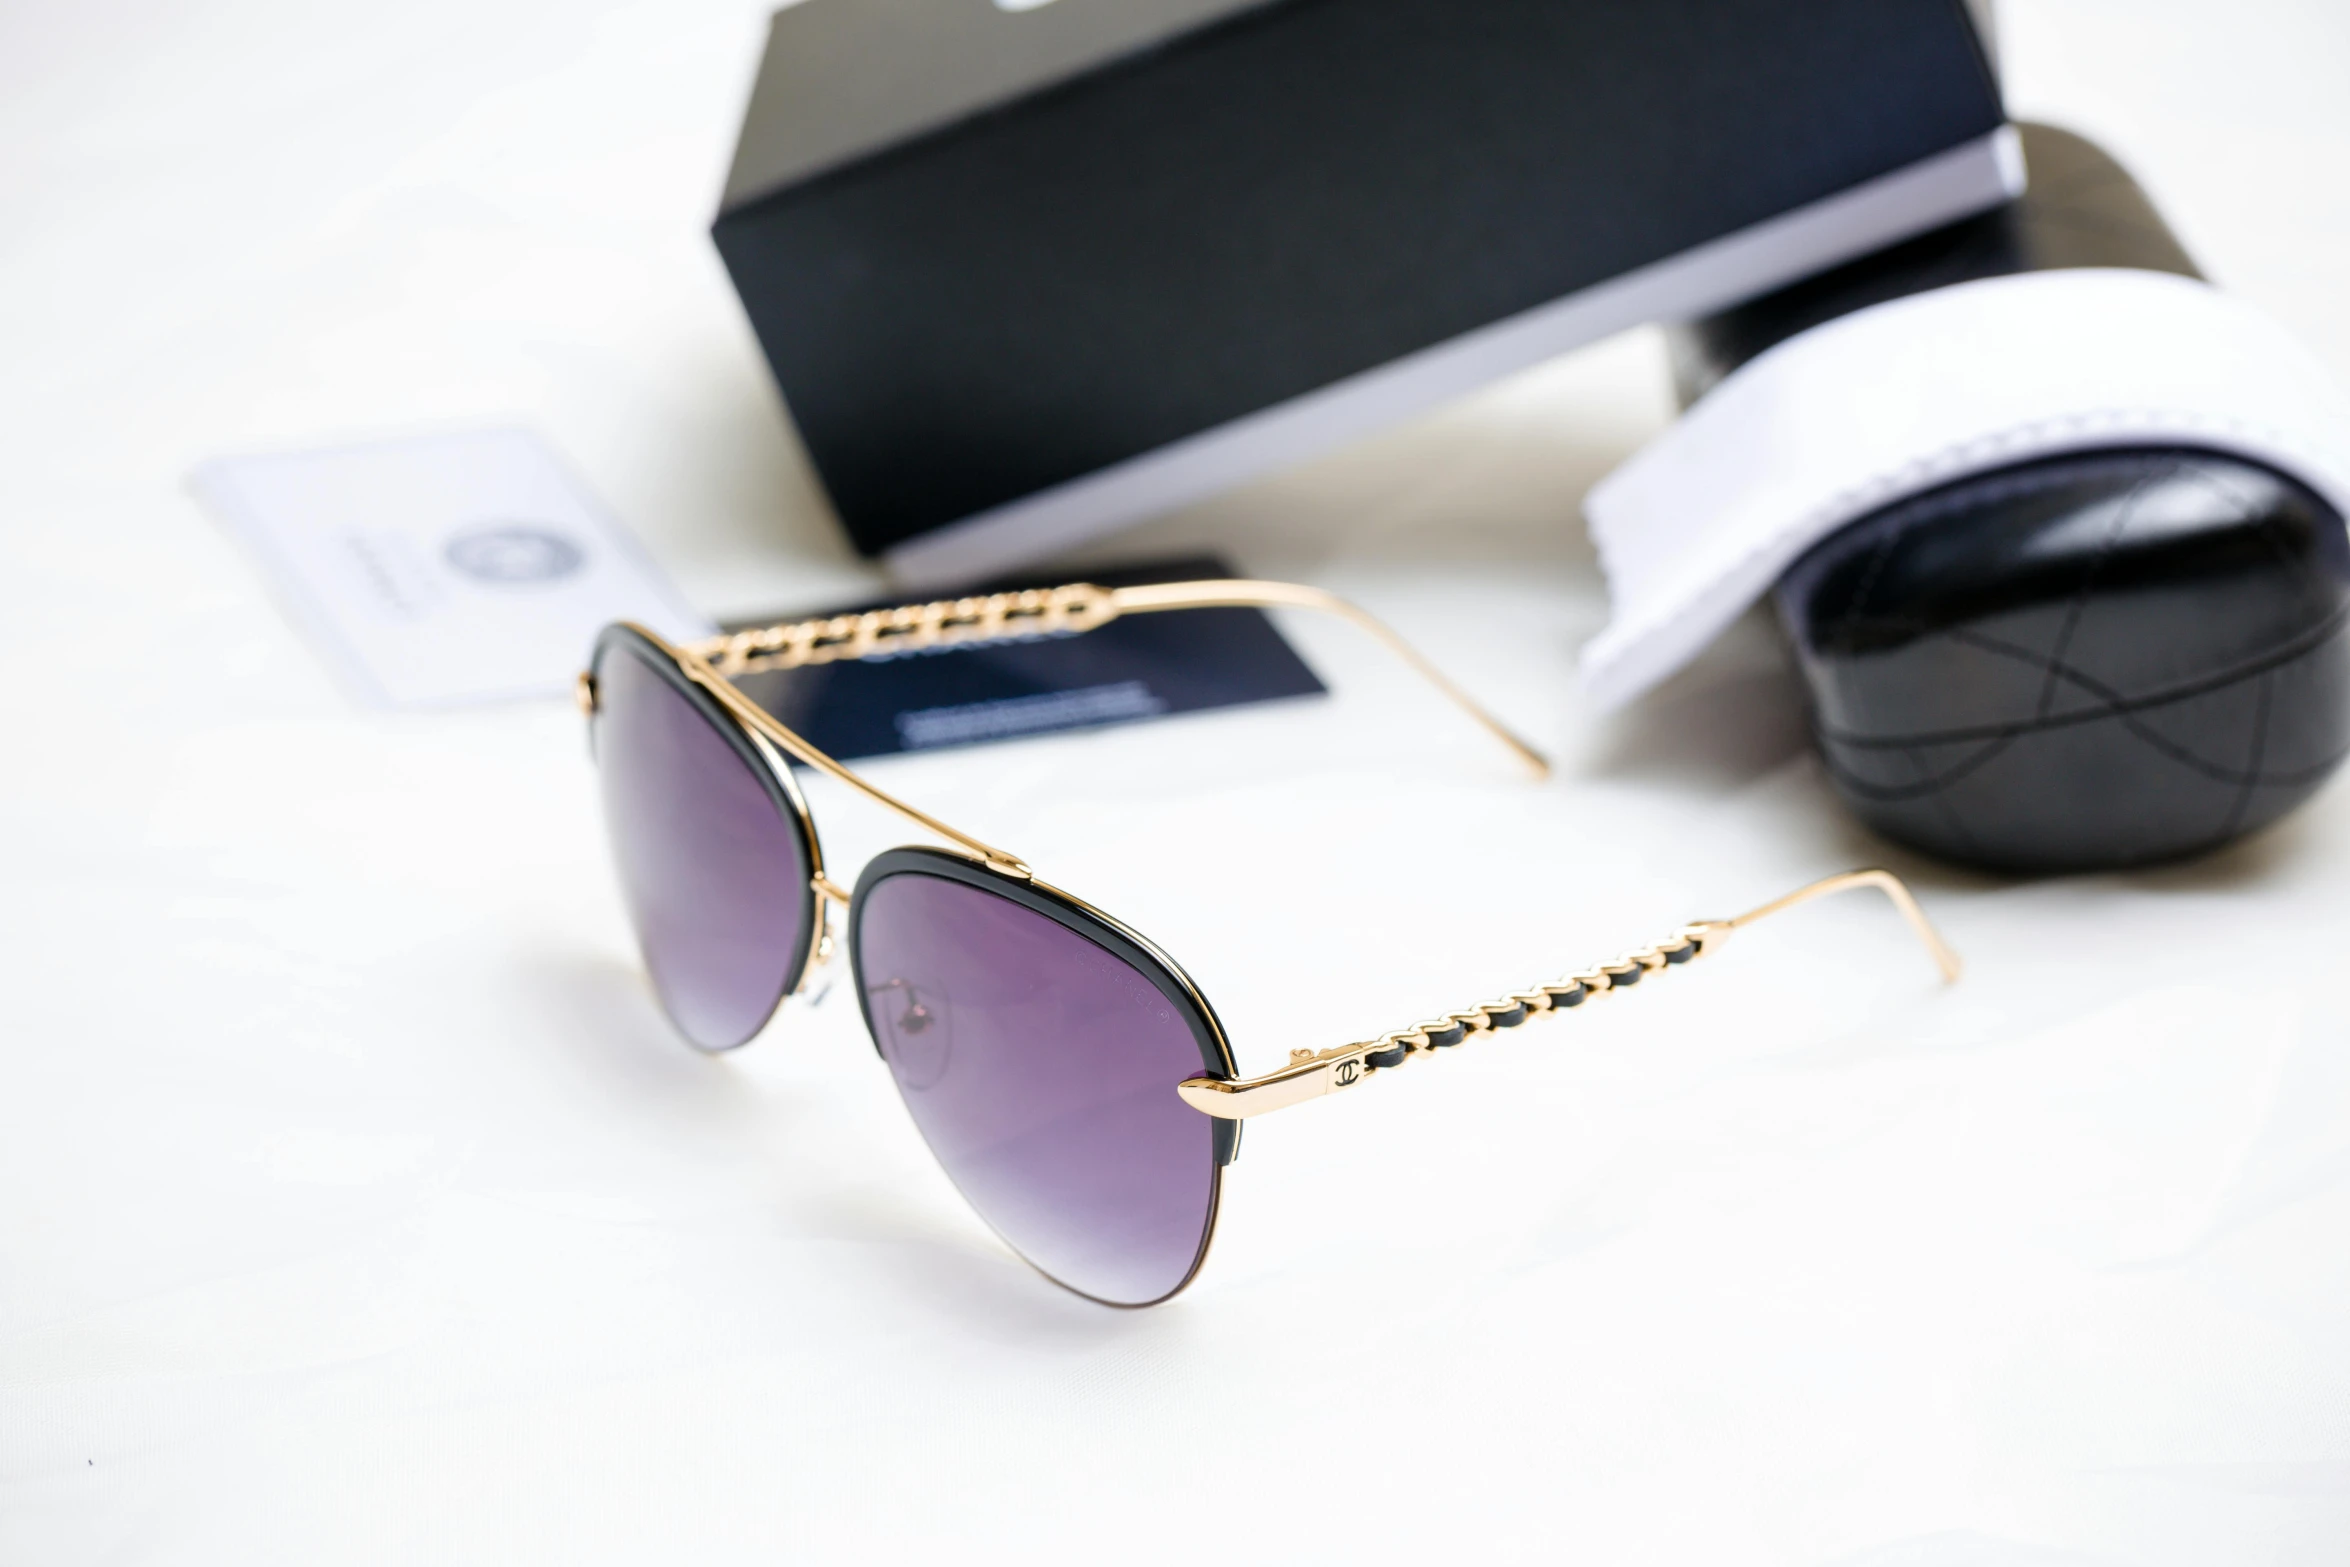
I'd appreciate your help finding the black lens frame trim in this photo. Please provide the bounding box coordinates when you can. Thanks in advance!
[590,623,824,1053]
[846,845,1241,1305]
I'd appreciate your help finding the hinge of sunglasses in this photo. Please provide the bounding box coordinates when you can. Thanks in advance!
[1174,869,1960,1120]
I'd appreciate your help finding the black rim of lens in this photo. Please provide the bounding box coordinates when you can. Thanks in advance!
[590,624,824,1052]
[846,845,1240,1306]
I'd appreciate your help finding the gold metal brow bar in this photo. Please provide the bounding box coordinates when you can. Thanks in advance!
[1175,868,1961,1119]
[681,578,1549,779]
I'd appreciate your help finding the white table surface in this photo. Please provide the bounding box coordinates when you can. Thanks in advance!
[5,3,2349,1562]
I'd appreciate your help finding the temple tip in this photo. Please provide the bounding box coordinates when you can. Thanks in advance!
[1727,867,1962,987]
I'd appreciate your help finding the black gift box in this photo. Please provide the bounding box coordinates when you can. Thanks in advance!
[714,0,2009,586]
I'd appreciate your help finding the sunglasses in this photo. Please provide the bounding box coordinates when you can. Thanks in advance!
[580,577,1961,1306]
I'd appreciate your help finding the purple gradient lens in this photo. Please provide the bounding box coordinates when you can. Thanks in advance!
[595,642,811,1050]
[855,872,1219,1305]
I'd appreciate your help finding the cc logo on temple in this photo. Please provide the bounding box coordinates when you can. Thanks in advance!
[1333,1060,1361,1086]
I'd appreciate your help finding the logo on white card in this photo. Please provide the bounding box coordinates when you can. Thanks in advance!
[443,524,587,587]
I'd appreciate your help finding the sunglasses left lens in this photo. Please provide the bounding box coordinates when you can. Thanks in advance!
[852,864,1222,1306]
[592,639,813,1051]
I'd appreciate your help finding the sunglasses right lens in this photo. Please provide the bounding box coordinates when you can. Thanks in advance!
[593,639,812,1051]
[853,868,1220,1306]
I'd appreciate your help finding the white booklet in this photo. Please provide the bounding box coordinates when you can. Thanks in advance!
[192,428,713,708]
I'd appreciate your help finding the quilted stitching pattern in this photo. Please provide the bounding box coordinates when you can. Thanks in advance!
[1776,448,2350,871]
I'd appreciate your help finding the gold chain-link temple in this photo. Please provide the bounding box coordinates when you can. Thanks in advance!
[686,584,1119,675]
[682,578,1548,778]
[1175,868,1961,1119]
[588,579,1542,890]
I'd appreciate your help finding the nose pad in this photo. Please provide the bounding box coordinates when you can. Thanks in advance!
[798,901,843,1007]
[869,976,954,1089]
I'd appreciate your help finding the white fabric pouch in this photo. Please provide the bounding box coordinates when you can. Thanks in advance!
[1579,268,2350,709]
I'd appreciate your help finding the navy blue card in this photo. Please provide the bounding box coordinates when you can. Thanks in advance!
[725,555,1327,762]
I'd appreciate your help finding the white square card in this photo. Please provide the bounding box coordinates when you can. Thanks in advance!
[192,428,714,708]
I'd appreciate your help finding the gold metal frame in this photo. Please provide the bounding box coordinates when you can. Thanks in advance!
[583,578,1963,1303]
[586,578,1550,888]
[682,578,1550,780]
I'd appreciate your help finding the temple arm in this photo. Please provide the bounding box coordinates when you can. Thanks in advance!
[683,578,1548,778]
[1174,869,1960,1119]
